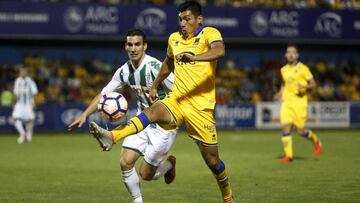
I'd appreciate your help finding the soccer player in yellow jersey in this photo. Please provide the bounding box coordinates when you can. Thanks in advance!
[275,44,322,163]
[89,1,234,202]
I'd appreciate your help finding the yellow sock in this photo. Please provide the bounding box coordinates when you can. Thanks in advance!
[211,161,233,202]
[111,113,149,143]
[215,169,233,202]
[307,130,319,144]
[281,136,293,158]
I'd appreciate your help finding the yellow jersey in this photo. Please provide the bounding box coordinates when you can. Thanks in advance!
[167,26,223,110]
[281,62,313,104]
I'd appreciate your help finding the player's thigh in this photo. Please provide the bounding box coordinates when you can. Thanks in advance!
[140,126,176,180]
[139,160,158,180]
[12,104,24,119]
[280,103,294,126]
[13,105,35,121]
[184,107,218,145]
[120,148,142,171]
[120,131,148,170]
[143,101,173,124]
[143,125,177,167]
[156,96,184,130]
[293,105,307,129]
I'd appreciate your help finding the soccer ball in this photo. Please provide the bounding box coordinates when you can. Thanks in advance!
[98,92,128,122]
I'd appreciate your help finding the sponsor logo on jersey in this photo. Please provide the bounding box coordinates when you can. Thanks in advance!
[176,52,196,65]
[204,124,215,133]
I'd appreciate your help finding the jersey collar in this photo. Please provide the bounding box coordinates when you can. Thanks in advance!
[194,24,205,35]
[182,25,205,39]
[129,54,148,72]
[288,61,299,67]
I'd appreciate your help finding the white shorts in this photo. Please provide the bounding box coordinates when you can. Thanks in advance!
[12,104,35,121]
[122,123,177,166]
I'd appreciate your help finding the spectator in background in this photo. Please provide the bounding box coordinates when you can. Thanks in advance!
[1,48,359,106]
[1,84,13,107]
[217,59,241,104]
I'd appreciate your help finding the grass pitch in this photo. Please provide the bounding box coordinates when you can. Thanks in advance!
[0,129,359,203]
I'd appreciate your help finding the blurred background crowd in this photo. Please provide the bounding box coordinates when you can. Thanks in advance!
[216,56,360,104]
[16,0,360,10]
[1,50,359,107]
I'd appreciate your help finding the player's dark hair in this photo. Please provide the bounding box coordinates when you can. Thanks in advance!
[287,43,298,52]
[178,1,202,17]
[126,29,147,44]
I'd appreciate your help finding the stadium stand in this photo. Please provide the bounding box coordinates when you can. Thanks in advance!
[15,0,360,9]
[1,50,359,106]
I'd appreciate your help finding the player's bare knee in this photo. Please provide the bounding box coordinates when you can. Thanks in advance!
[297,128,306,136]
[139,169,153,181]
[143,106,160,123]
[282,124,292,133]
[144,103,170,124]
[120,157,135,171]
[203,154,220,169]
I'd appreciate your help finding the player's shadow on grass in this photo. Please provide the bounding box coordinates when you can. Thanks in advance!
[275,155,308,161]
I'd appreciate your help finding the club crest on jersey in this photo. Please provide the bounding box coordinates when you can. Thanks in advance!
[193,38,200,45]
[174,41,179,46]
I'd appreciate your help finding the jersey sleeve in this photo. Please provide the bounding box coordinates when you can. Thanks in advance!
[30,79,38,95]
[166,34,174,59]
[280,67,285,81]
[13,79,19,95]
[162,72,174,91]
[205,27,223,47]
[101,67,125,95]
[302,65,314,81]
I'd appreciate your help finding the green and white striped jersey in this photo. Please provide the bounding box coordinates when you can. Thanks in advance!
[102,55,174,112]
[13,76,38,106]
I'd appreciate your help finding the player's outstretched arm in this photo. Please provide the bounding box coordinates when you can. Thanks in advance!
[299,78,317,91]
[68,93,102,131]
[177,41,225,63]
[149,57,174,103]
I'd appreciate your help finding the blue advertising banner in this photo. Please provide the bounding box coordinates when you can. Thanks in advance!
[0,105,56,132]
[0,2,359,41]
[350,103,360,127]
[2,103,360,132]
[0,104,138,132]
[0,104,255,132]
[0,2,177,38]
[215,104,256,128]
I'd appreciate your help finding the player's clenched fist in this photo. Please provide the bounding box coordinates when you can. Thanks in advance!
[176,52,195,63]
[149,87,158,104]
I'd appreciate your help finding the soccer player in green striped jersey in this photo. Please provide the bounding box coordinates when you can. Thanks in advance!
[68,29,177,203]
[12,67,38,144]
